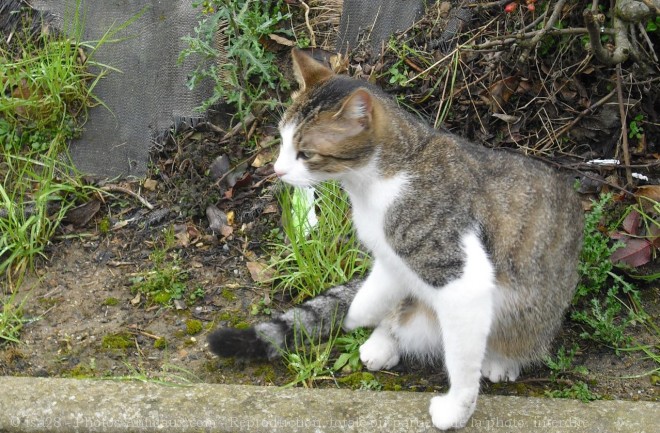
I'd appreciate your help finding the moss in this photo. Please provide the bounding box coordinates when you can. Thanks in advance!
[154,338,168,350]
[102,297,119,306]
[101,332,133,350]
[98,216,111,234]
[186,319,203,335]
[338,372,376,389]
[173,329,186,339]
[68,363,94,378]
[233,321,250,330]
[184,338,198,347]
[221,289,238,301]
[254,364,276,383]
[38,297,61,308]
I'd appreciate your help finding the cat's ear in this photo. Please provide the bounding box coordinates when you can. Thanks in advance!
[334,88,373,129]
[291,48,333,92]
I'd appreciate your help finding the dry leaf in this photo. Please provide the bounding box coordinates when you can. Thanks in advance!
[491,113,520,124]
[263,203,279,214]
[64,199,101,227]
[226,210,235,225]
[269,33,295,46]
[246,261,274,283]
[635,185,660,203]
[251,150,274,168]
[487,76,520,113]
[143,179,158,191]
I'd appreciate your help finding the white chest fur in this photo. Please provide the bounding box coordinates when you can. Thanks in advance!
[344,173,409,257]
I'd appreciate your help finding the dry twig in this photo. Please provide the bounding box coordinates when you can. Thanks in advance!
[101,185,154,210]
[615,64,634,186]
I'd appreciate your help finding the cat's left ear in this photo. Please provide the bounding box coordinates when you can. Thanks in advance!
[291,48,334,92]
[334,88,373,129]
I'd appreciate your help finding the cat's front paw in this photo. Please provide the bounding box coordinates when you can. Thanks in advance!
[359,330,400,371]
[429,394,477,430]
[343,303,379,331]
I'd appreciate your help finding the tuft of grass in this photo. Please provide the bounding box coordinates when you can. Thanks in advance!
[269,182,369,302]
[281,314,342,388]
[0,294,26,345]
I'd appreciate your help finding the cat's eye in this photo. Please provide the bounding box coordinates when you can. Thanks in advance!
[296,151,312,160]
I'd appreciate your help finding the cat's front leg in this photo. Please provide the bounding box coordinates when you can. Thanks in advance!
[343,259,405,331]
[429,232,495,430]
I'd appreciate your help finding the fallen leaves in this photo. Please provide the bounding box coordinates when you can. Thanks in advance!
[597,186,660,269]
[246,261,274,284]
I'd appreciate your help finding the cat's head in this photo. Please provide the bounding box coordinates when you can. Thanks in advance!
[274,49,382,187]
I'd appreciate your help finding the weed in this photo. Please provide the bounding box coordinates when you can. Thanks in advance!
[130,248,189,306]
[572,194,643,349]
[545,381,601,403]
[269,182,369,302]
[180,0,291,124]
[0,0,133,285]
[131,229,190,306]
[628,114,644,140]
[333,328,370,373]
[544,344,588,379]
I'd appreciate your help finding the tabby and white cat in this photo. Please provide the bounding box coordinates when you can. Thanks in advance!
[209,49,583,430]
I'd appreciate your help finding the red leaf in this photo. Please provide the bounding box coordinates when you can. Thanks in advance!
[622,210,641,235]
[611,236,652,268]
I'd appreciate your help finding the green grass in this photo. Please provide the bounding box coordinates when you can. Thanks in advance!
[0,293,26,344]
[269,182,369,302]
[0,2,136,345]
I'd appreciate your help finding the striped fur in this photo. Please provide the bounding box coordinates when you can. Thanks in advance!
[208,280,361,359]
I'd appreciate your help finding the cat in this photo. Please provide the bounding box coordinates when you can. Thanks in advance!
[208,48,583,430]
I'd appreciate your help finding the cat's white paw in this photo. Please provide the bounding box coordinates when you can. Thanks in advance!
[359,330,400,371]
[429,394,477,431]
[481,355,520,383]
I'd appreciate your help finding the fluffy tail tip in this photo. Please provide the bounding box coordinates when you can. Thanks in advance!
[207,327,269,359]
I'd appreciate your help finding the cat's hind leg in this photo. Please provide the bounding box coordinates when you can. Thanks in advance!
[428,232,495,430]
[481,351,521,383]
[360,298,443,371]
[344,259,407,331]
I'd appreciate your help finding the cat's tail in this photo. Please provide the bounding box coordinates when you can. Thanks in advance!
[207,279,361,360]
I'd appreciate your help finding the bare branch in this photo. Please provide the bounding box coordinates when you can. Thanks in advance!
[519,0,568,62]
[584,8,631,65]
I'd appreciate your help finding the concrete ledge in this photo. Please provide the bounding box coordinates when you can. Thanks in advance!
[0,376,657,432]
